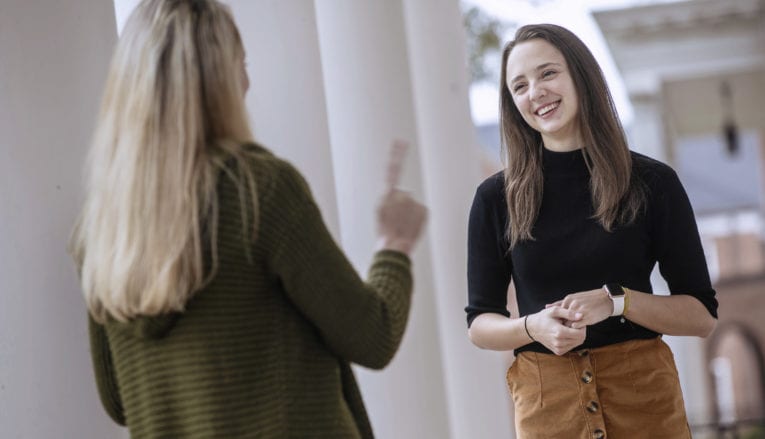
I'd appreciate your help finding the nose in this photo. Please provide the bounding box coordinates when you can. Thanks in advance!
[529,82,547,102]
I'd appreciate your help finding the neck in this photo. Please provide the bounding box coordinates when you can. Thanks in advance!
[541,133,582,152]
[543,142,581,153]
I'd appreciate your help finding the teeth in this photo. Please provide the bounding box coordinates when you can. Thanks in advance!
[537,102,559,116]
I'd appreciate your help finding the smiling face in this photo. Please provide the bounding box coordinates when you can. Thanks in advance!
[506,39,581,152]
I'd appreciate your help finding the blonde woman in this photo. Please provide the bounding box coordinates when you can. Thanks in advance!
[70,1,426,437]
[466,24,717,437]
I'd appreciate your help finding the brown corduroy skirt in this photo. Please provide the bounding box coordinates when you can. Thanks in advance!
[506,337,691,439]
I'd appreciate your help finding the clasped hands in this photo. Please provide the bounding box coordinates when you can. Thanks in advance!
[526,288,613,355]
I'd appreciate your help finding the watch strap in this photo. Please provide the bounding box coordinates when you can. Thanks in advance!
[610,295,625,316]
[604,283,626,317]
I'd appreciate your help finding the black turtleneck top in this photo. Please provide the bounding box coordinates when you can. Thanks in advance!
[466,147,718,355]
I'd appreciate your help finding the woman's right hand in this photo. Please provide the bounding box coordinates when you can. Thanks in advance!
[526,306,586,355]
[377,189,427,255]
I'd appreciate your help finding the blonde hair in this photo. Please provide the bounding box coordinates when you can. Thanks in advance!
[70,0,257,323]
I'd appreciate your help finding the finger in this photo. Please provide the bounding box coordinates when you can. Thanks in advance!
[562,326,587,339]
[550,326,585,344]
[550,306,582,322]
[546,300,562,308]
[386,139,408,190]
[562,297,574,309]
[569,320,594,331]
[550,317,580,333]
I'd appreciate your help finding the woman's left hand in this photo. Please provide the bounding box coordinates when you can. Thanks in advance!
[547,288,612,329]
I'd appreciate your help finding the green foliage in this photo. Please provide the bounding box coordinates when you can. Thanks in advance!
[461,3,512,85]
[742,425,765,439]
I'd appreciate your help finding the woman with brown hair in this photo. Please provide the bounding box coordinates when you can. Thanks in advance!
[70,0,426,437]
[466,23,717,438]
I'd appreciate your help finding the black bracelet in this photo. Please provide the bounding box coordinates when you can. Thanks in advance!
[524,315,536,342]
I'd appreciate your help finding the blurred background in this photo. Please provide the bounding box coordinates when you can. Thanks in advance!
[1,0,763,437]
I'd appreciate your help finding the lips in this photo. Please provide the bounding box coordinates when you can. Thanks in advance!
[535,100,560,117]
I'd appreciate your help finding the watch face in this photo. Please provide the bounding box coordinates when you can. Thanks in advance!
[605,283,625,297]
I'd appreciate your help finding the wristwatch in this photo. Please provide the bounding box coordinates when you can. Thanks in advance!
[603,283,625,316]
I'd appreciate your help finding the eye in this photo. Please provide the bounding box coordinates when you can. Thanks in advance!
[512,83,526,93]
[542,70,557,78]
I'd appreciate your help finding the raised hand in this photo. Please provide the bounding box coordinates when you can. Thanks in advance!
[385,139,408,191]
[376,140,427,255]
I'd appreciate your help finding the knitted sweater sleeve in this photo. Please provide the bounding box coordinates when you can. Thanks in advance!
[465,173,511,327]
[650,165,718,318]
[260,160,413,370]
[88,315,126,425]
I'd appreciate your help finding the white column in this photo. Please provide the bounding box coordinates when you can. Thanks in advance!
[228,0,340,236]
[0,1,126,438]
[314,1,452,438]
[665,335,715,426]
[629,94,668,162]
[402,0,514,437]
[652,226,713,426]
[113,0,141,33]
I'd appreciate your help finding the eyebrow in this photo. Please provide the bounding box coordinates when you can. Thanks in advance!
[510,62,563,84]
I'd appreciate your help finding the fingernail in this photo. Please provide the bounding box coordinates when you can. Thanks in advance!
[575,312,582,319]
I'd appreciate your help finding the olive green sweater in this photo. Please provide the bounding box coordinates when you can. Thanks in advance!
[88,144,413,438]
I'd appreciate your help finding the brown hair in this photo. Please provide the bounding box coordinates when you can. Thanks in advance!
[499,23,644,247]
